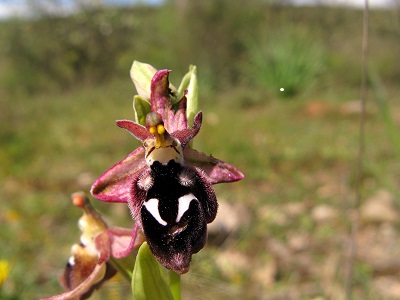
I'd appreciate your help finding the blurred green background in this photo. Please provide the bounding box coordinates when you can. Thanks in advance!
[1,0,400,299]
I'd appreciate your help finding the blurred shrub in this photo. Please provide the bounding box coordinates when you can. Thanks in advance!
[1,6,155,94]
[0,2,398,96]
[245,28,325,98]
[0,0,265,94]
[168,0,263,88]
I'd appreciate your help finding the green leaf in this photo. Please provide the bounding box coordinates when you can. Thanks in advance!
[133,95,151,126]
[132,243,173,300]
[109,253,136,283]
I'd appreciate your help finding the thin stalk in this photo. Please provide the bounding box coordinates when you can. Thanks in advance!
[169,270,181,300]
[369,71,400,161]
[109,257,132,282]
[345,0,369,299]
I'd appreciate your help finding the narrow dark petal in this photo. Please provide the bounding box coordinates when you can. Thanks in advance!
[116,120,151,141]
[149,69,192,133]
[184,148,245,184]
[168,107,187,133]
[171,112,202,148]
[91,147,146,203]
[170,94,188,132]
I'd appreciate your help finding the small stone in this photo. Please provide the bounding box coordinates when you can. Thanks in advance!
[287,231,311,252]
[258,205,289,226]
[360,190,399,224]
[215,250,250,280]
[311,204,339,224]
[356,224,400,274]
[373,276,400,299]
[283,202,307,218]
[340,100,363,115]
[251,258,277,291]
[208,200,251,245]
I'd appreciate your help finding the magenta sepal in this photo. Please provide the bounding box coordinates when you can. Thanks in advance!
[91,147,146,203]
[184,147,244,184]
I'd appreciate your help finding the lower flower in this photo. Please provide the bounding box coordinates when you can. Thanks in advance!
[42,192,144,300]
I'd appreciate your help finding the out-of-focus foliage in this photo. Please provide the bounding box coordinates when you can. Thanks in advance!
[245,27,325,98]
[1,1,400,299]
[1,1,398,97]
[0,6,155,93]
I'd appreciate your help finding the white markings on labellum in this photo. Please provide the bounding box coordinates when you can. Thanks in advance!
[176,193,196,223]
[144,198,167,226]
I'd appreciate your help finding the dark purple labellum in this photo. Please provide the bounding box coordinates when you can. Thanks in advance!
[130,159,218,274]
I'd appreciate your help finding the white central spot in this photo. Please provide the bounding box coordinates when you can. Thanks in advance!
[176,194,196,223]
[143,198,167,226]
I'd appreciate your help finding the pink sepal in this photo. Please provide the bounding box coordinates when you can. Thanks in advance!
[91,147,146,203]
[172,112,202,148]
[184,148,244,184]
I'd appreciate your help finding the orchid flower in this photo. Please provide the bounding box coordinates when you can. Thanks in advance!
[91,62,244,274]
[44,62,243,300]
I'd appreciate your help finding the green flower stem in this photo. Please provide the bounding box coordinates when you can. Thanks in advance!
[109,257,132,282]
[169,270,181,300]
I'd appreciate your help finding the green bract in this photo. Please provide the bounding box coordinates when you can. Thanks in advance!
[132,243,174,300]
[131,61,198,126]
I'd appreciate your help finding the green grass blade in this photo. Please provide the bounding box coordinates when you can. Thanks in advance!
[369,70,400,161]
